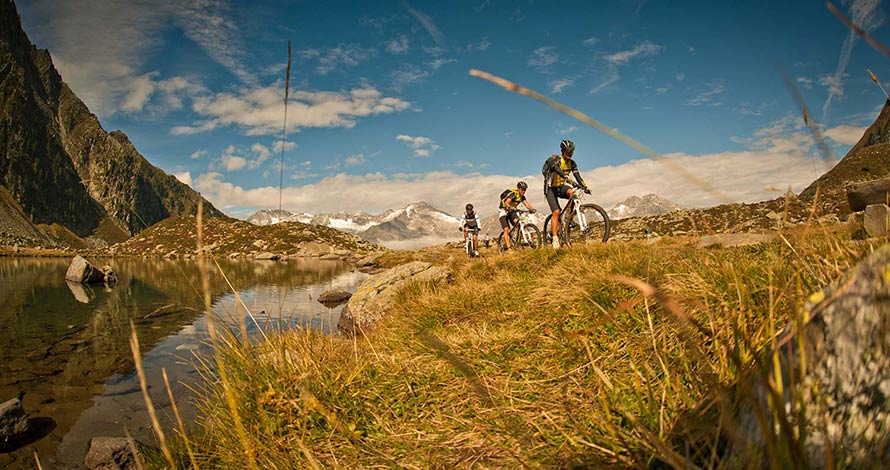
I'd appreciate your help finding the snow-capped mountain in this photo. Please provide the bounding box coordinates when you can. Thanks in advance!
[607,194,681,220]
[246,202,462,248]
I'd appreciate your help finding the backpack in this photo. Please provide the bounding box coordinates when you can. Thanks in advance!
[542,154,559,180]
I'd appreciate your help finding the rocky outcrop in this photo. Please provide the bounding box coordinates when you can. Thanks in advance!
[65,255,116,284]
[338,261,451,335]
[0,395,29,450]
[84,437,140,470]
[864,204,890,238]
[730,245,890,467]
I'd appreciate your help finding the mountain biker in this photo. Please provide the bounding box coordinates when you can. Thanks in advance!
[543,139,590,249]
[499,181,536,250]
[459,203,481,256]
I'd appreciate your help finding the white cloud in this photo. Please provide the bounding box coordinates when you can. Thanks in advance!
[273,141,297,153]
[213,143,277,172]
[408,7,445,46]
[824,124,866,145]
[429,58,457,70]
[529,47,559,70]
[27,0,251,116]
[797,76,814,90]
[822,0,885,122]
[605,40,665,65]
[386,34,410,54]
[582,37,599,47]
[191,149,207,159]
[396,134,441,157]
[675,73,686,81]
[558,126,578,134]
[301,44,376,75]
[173,172,193,187]
[466,38,492,51]
[549,77,575,94]
[172,86,411,136]
[388,65,432,91]
[686,81,726,106]
[345,154,366,166]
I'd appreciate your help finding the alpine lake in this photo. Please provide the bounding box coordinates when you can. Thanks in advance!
[0,256,368,469]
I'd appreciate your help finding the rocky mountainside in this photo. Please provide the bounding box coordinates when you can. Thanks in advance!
[107,216,383,259]
[247,202,461,247]
[0,0,221,247]
[800,99,890,215]
[608,194,681,220]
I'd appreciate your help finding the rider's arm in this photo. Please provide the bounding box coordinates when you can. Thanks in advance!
[474,215,481,227]
[458,217,466,230]
[523,200,534,211]
[571,161,589,190]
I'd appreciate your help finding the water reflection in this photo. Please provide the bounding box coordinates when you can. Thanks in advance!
[0,257,367,469]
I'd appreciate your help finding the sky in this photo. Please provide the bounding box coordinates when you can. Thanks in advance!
[16,0,890,219]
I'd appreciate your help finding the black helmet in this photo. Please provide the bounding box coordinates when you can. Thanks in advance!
[517,181,528,190]
[466,203,474,211]
[560,139,575,154]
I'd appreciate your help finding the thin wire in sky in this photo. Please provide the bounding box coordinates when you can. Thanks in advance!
[278,41,292,217]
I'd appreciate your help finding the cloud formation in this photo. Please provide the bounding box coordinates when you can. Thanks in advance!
[172,87,411,136]
[396,134,442,157]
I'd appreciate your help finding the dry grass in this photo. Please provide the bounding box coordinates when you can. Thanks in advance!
[138,219,883,469]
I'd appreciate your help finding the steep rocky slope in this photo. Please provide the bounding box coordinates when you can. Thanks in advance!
[0,0,221,247]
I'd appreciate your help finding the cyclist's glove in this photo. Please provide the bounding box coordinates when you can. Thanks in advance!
[584,187,591,194]
[529,208,537,214]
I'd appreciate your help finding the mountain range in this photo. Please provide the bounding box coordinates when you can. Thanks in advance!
[0,0,221,248]
[248,202,461,248]
[248,195,682,247]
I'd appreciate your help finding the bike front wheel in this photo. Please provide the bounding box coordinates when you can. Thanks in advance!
[565,204,610,246]
[520,224,542,249]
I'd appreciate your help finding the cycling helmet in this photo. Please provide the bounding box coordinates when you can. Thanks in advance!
[517,181,528,190]
[466,203,474,211]
[560,139,575,154]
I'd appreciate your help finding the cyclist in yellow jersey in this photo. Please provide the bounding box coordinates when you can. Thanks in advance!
[498,181,536,250]
[542,140,590,249]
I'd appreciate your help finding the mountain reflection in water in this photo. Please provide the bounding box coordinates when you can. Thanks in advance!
[0,256,367,469]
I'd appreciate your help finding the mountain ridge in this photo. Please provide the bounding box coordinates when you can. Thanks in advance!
[0,0,222,247]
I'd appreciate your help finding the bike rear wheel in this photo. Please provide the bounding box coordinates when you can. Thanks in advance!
[565,204,610,246]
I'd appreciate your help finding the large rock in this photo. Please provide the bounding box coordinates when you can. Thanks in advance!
[730,245,890,467]
[338,261,450,335]
[864,203,890,238]
[318,289,352,306]
[65,255,117,284]
[0,396,29,449]
[84,436,140,470]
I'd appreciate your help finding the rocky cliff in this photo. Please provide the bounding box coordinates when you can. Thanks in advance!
[799,100,890,215]
[0,0,221,246]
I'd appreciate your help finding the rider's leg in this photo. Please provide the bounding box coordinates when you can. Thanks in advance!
[499,215,512,249]
[472,233,478,253]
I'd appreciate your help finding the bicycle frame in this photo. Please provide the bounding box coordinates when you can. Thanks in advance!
[508,211,536,246]
[560,189,590,232]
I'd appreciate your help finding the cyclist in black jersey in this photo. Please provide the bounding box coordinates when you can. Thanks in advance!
[542,139,590,249]
[459,203,481,256]
[498,181,536,250]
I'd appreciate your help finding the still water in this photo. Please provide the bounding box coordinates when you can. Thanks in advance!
[0,257,367,469]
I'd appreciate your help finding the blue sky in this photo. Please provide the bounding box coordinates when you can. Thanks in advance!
[17,0,890,218]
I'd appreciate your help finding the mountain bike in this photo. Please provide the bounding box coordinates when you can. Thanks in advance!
[461,227,480,258]
[543,183,610,247]
[497,210,542,252]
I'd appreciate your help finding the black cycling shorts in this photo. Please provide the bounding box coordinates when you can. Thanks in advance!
[545,185,572,212]
[499,212,518,229]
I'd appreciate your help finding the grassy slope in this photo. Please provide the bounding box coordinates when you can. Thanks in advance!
[160,221,882,469]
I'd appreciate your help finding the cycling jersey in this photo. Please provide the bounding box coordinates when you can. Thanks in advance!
[459,211,481,231]
[543,154,588,189]
[499,188,525,209]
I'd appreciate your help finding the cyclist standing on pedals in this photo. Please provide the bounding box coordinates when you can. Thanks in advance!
[543,139,590,249]
[498,181,536,250]
[459,203,481,257]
